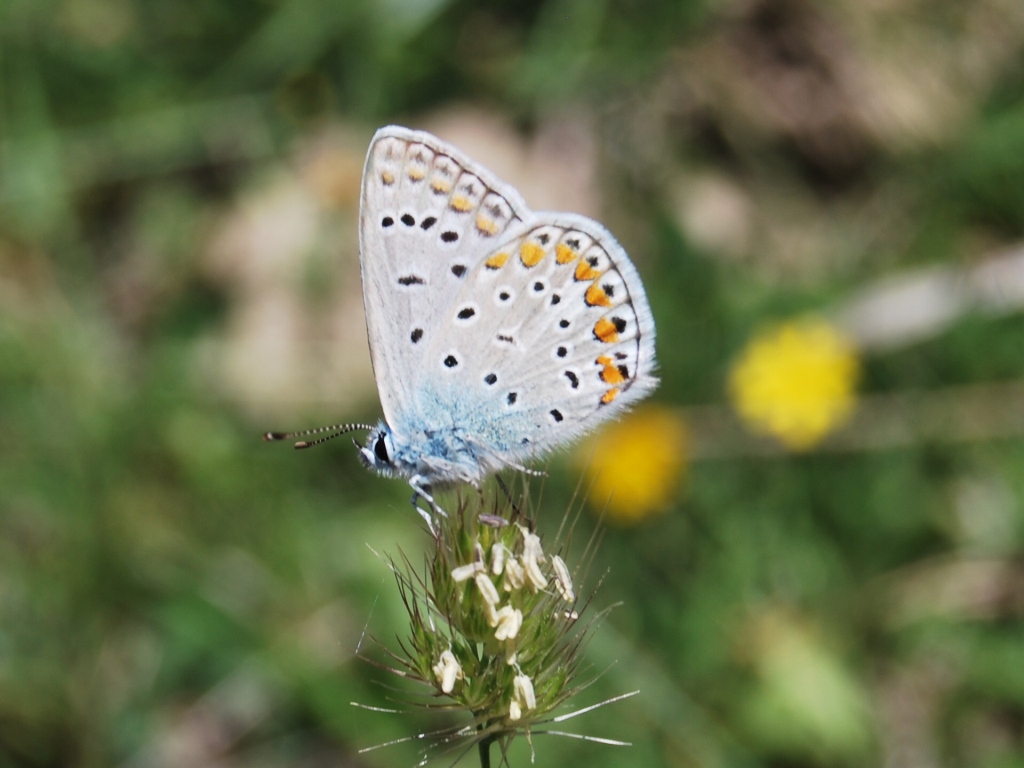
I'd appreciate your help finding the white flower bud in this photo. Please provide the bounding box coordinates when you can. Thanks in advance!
[432,650,463,694]
[493,605,523,641]
[519,526,548,592]
[503,557,525,590]
[491,542,506,576]
[452,543,487,582]
[474,572,501,606]
[484,599,500,627]
[451,561,482,582]
[513,673,536,713]
[551,555,575,603]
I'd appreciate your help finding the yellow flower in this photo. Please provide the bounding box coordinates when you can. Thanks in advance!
[729,318,859,450]
[581,407,688,525]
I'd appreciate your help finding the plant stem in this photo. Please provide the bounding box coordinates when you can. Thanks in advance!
[478,734,494,768]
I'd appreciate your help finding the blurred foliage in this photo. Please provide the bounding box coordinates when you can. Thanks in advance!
[3,0,1024,766]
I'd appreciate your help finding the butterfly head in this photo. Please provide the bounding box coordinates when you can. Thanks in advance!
[357,423,399,477]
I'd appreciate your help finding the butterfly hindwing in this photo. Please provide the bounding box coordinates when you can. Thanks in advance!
[421,214,657,464]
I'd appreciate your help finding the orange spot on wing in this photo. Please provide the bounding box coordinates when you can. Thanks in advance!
[601,388,621,404]
[598,355,626,384]
[408,168,426,181]
[585,283,613,307]
[476,214,499,236]
[520,242,545,267]
[485,252,510,269]
[556,244,578,264]
[575,258,602,281]
[432,179,451,193]
[451,195,472,212]
[381,170,395,185]
[594,318,620,344]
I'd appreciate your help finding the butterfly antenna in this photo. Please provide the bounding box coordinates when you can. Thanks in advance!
[263,422,375,450]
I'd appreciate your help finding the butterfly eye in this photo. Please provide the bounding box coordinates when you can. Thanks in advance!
[374,435,390,463]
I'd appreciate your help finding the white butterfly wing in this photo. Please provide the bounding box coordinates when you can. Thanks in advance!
[359,126,529,427]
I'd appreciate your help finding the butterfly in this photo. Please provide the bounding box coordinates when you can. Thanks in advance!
[266,126,657,515]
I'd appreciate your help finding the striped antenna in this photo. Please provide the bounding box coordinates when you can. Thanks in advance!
[263,422,375,450]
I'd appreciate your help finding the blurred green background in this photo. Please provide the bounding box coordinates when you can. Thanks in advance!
[3,0,1024,765]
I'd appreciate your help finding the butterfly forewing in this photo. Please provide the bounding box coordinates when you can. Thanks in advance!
[360,127,529,427]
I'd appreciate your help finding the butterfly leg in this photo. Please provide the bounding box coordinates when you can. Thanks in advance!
[412,500,436,535]
[409,475,448,521]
